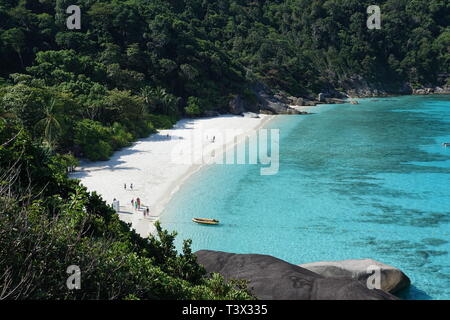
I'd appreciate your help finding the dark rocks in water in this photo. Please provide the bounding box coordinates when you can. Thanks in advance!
[414,88,434,95]
[287,96,305,106]
[300,259,411,294]
[227,82,352,116]
[194,250,398,300]
[434,86,450,94]
[413,85,450,95]
[318,90,349,102]
[324,98,346,104]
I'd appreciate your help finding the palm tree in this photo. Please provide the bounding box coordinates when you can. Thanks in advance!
[35,99,62,148]
[140,86,156,115]
[140,86,179,116]
[155,87,179,115]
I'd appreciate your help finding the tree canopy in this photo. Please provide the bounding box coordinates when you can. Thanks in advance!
[0,0,448,299]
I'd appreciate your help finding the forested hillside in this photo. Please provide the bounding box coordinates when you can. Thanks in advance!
[1,0,449,157]
[0,0,448,299]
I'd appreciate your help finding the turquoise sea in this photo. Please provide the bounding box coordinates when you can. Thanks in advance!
[160,95,450,300]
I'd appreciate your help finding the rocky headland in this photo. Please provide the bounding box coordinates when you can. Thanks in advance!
[194,250,410,300]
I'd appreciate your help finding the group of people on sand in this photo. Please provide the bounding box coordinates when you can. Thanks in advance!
[131,197,150,217]
[131,197,140,210]
[115,183,151,218]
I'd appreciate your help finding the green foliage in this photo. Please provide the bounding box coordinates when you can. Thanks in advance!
[74,119,113,161]
[147,114,177,129]
[0,0,447,300]
[185,96,202,116]
[0,115,253,299]
[0,182,254,299]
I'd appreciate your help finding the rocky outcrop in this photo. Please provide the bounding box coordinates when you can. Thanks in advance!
[228,95,247,115]
[228,92,301,115]
[413,85,450,95]
[434,85,450,94]
[227,78,449,117]
[299,259,410,294]
[318,93,326,102]
[338,75,414,97]
[324,98,346,104]
[228,82,317,115]
[194,250,397,300]
[255,90,301,115]
[287,96,305,106]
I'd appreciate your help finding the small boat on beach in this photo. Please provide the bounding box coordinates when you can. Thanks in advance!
[192,218,219,225]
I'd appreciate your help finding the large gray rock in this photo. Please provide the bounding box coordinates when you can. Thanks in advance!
[256,92,300,114]
[287,96,305,106]
[195,250,397,300]
[228,95,246,115]
[299,259,410,294]
[434,85,450,94]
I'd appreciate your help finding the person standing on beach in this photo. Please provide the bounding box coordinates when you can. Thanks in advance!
[136,197,141,210]
[130,183,133,190]
[146,207,150,217]
[131,198,134,210]
[124,183,126,190]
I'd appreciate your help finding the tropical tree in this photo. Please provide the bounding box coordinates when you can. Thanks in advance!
[140,86,156,114]
[1,28,26,68]
[185,96,202,116]
[148,87,180,116]
[35,98,62,148]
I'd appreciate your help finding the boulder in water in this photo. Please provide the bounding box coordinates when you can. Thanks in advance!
[195,250,397,300]
[299,259,410,294]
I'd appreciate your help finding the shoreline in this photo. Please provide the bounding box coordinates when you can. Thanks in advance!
[71,113,276,237]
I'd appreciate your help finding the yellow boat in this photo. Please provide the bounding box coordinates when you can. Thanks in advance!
[192,218,219,225]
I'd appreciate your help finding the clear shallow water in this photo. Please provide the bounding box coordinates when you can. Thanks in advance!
[160,95,450,300]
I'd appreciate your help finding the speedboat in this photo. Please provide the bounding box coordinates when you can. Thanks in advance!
[192,218,219,225]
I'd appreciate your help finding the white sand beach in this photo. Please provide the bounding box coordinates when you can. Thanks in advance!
[71,114,273,237]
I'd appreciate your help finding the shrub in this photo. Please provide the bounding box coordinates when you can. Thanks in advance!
[74,119,113,161]
[185,96,202,117]
[147,114,176,129]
